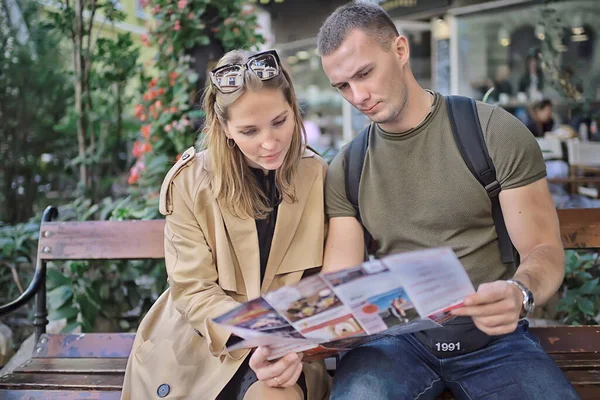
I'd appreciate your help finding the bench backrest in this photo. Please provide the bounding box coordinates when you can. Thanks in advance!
[38,220,166,260]
[36,209,600,260]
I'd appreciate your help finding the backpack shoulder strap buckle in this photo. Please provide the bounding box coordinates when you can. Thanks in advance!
[484,180,501,197]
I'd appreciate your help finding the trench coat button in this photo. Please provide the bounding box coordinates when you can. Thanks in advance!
[157,383,170,398]
[181,153,190,161]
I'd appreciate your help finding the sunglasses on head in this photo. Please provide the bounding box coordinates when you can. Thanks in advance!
[209,50,282,94]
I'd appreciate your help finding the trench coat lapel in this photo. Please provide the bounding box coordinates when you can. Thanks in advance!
[261,160,319,293]
[218,205,261,300]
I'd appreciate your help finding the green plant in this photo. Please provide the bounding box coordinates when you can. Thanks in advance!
[0,222,39,307]
[46,257,166,333]
[556,250,600,325]
[49,0,141,198]
[0,0,73,225]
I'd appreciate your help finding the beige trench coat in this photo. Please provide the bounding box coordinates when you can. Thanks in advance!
[121,147,331,400]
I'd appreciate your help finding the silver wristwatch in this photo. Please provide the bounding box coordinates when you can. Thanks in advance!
[506,279,535,319]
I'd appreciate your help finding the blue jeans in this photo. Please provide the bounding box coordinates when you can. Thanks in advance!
[331,321,580,400]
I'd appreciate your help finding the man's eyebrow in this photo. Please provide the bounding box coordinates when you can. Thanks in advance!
[235,110,288,129]
[330,63,374,88]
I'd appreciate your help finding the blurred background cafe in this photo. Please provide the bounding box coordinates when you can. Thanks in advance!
[265,0,600,204]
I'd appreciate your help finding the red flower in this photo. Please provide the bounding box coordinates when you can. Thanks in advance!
[135,104,144,118]
[169,71,179,86]
[132,141,144,158]
[140,125,152,139]
[140,34,150,47]
[128,168,140,185]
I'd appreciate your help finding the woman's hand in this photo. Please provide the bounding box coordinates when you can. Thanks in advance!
[248,347,304,388]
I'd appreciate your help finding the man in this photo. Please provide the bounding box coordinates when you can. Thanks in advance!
[522,99,555,137]
[317,3,579,399]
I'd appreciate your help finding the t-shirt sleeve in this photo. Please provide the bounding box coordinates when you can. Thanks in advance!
[325,147,357,219]
[484,105,547,190]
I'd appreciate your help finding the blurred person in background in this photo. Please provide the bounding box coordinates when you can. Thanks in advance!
[522,99,555,137]
[518,54,545,101]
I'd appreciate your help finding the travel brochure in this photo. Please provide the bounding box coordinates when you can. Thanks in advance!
[212,247,475,360]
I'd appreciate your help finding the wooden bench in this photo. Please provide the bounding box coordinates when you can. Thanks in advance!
[0,206,599,399]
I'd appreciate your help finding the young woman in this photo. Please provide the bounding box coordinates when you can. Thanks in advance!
[121,50,331,400]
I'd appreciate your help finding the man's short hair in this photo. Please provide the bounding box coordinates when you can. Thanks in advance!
[534,99,553,110]
[317,2,399,56]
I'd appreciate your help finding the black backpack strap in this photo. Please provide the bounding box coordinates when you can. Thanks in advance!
[345,125,373,259]
[446,95,515,265]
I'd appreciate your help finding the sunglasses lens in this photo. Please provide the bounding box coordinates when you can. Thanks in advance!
[248,54,280,80]
[212,65,244,93]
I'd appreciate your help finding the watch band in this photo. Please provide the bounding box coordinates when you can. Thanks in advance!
[506,279,535,319]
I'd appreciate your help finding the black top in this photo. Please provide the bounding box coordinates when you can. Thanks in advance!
[250,167,281,283]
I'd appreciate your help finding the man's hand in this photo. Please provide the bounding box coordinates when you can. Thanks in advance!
[248,347,304,388]
[451,280,523,335]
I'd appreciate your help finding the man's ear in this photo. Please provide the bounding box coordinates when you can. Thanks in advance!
[393,36,410,66]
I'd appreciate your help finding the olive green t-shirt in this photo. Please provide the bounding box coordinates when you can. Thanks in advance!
[325,93,546,287]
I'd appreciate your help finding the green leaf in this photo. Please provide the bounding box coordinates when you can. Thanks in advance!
[577,297,596,316]
[99,282,110,300]
[575,271,593,281]
[61,320,82,333]
[47,268,71,290]
[49,304,79,321]
[580,278,599,294]
[47,285,73,311]
[81,204,100,221]
[556,299,573,312]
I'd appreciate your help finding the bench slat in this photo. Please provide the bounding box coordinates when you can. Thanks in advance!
[0,390,122,400]
[532,326,600,353]
[16,358,127,374]
[34,334,135,358]
[0,372,123,390]
[565,369,600,385]
[39,220,166,260]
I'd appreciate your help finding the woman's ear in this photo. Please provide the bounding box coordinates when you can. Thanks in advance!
[221,120,231,139]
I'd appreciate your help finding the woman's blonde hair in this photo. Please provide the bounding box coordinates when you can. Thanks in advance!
[199,49,306,220]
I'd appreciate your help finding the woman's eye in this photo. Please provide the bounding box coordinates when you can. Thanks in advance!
[338,83,348,90]
[241,129,257,135]
[358,70,371,79]
[273,118,287,127]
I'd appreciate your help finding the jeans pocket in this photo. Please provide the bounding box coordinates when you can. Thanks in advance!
[520,326,543,349]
